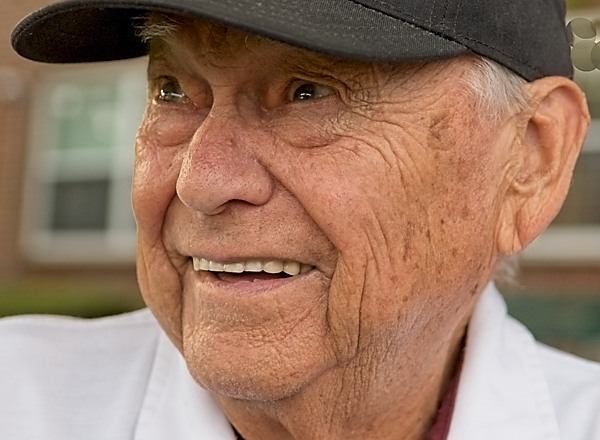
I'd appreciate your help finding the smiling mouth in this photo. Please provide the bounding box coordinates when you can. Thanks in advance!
[192,257,314,281]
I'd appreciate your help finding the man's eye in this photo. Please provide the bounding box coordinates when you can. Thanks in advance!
[289,82,334,101]
[157,78,189,103]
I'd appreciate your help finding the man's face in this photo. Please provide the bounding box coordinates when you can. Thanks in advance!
[133,20,511,400]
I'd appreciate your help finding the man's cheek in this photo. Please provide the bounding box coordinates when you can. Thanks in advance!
[141,107,202,147]
[133,155,182,229]
[136,226,186,348]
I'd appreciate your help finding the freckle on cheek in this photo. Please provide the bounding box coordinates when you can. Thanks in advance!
[461,205,471,220]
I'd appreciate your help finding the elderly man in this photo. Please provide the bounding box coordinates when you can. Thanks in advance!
[3,0,599,439]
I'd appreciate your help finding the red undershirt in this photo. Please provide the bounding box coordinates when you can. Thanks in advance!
[424,351,463,440]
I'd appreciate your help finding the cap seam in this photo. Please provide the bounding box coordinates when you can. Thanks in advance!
[452,0,463,35]
[442,0,449,27]
[349,0,544,77]
[429,0,437,26]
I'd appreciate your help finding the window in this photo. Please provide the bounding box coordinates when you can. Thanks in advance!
[21,60,147,264]
[523,13,600,263]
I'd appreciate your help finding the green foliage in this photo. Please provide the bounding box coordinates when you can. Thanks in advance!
[567,0,600,10]
[0,281,144,318]
[504,291,600,362]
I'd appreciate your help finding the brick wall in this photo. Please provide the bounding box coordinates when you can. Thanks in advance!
[0,1,53,276]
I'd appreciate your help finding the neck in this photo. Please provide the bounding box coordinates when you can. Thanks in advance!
[216,325,466,440]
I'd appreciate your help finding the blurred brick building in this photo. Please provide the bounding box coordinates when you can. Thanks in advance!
[0,0,143,312]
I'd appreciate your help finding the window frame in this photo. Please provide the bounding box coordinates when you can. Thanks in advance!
[20,59,147,265]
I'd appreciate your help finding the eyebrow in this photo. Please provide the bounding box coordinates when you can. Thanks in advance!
[140,12,289,61]
[146,28,343,79]
[136,13,182,43]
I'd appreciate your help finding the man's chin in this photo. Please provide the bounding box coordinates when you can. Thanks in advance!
[180,330,337,403]
[185,356,314,402]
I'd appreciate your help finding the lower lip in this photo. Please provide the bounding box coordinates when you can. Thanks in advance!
[214,271,293,283]
[186,266,317,295]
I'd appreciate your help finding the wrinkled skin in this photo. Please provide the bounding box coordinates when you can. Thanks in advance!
[133,19,589,440]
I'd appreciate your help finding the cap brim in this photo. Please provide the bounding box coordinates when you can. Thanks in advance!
[12,0,468,64]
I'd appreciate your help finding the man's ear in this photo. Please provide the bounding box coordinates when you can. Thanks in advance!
[497,77,590,255]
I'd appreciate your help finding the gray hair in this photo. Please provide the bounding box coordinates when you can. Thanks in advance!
[463,58,529,286]
[462,56,529,122]
[136,14,180,42]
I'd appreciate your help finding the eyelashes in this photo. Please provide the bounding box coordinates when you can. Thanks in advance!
[152,75,337,109]
[288,82,335,102]
[156,77,190,104]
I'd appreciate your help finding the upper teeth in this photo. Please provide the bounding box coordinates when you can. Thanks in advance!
[192,257,313,276]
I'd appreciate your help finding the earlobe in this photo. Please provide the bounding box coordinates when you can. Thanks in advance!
[497,77,590,255]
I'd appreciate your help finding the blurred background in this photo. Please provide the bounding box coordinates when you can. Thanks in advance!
[1,0,600,361]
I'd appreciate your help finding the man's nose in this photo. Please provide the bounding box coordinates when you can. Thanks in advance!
[176,112,274,215]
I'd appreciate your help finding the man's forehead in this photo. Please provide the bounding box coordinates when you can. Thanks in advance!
[145,14,289,62]
[145,14,440,88]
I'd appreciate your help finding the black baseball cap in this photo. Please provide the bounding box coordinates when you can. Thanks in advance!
[11,0,572,81]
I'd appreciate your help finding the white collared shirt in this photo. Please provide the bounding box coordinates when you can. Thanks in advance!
[449,285,600,439]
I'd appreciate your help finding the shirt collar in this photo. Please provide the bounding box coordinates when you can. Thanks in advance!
[447,284,561,440]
